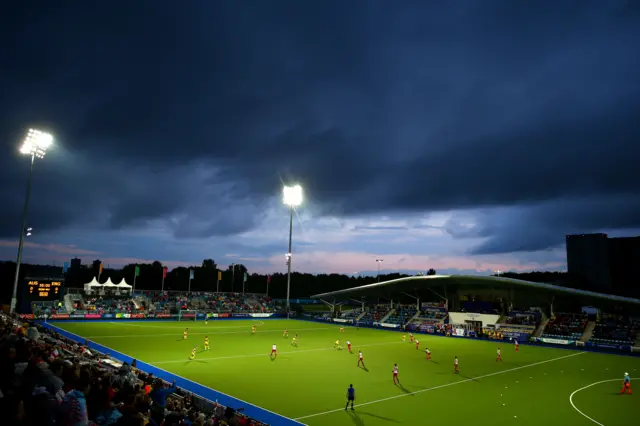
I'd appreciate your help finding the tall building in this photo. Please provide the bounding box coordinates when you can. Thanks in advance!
[70,258,82,269]
[565,233,611,291]
[608,237,640,297]
[566,233,640,297]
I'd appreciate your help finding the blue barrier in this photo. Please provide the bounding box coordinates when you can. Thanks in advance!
[41,322,304,426]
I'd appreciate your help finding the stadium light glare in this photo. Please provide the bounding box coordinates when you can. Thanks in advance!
[10,129,54,314]
[19,128,53,159]
[283,184,303,207]
[282,184,303,318]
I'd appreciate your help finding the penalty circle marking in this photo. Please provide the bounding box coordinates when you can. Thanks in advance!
[569,378,624,425]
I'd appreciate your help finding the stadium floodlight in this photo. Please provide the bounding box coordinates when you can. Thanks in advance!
[10,129,54,314]
[376,259,384,282]
[282,184,303,319]
[283,184,303,207]
[19,128,53,159]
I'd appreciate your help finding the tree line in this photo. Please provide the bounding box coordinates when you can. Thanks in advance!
[1,258,597,302]
[0,259,432,301]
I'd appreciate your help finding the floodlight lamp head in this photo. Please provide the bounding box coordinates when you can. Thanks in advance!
[20,128,53,159]
[283,184,303,207]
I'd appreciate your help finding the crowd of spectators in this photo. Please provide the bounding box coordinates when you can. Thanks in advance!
[36,293,278,317]
[504,312,539,327]
[83,297,138,314]
[542,313,588,339]
[0,314,265,425]
[590,315,639,345]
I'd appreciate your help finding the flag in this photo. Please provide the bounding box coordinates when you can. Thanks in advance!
[189,269,194,280]
[217,271,222,281]
[99,263,103,274]
[163,267,168,278]
[63,262,69,273]
[243,272,247,282]
[267,275,271,284]
[135,265,140,276]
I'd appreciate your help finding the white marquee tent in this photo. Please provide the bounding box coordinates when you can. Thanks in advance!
[116,279,132,291]
[83,277,132,293]
[84,277,102,292]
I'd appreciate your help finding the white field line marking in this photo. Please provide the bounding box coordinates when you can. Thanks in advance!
[43,322,306,426]
[151,340,405,364]
[569,378,623,426]
[88,326,331,339]
[295,351,586,421]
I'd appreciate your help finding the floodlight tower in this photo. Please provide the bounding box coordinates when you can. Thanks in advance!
[283,184,302,319]
[10,129,54,314]
[376,259,384,282]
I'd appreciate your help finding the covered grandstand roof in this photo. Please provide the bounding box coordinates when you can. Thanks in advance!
[310,275,640,307]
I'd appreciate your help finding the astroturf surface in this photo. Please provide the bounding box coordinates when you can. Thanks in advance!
[53,319,638,426]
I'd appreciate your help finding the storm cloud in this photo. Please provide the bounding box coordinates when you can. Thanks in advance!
[1,1,639,270]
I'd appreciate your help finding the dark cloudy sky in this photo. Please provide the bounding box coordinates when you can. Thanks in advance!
[1,1,639,275]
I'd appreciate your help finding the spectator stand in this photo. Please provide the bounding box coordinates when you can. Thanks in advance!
[541,312,588,341]
[0,313,274,426]
[37,319,304,426]
[589,313,639,346]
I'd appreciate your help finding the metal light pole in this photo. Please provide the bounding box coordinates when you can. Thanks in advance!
[283,184,302,320]
[10,129,54,314]
[376,259,384,282]
[231,263,235,293]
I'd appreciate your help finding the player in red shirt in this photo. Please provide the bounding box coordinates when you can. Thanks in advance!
[357,350,365,368]
[415,339,420,350]
[514,340,519,352]
[454,356,459,374]
[425,348,431,361]
[392,364,400,385]
[346,340,352,353]
[270,344,277,359]
[496,348,503,363]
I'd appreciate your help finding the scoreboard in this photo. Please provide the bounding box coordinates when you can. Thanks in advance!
[25,279,63,300]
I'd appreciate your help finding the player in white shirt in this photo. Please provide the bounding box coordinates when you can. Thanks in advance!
[392,364,400,384]
[515,340,519,352]
[346,340,352,353]
[496,347,503,363]
[425,348,431,361]
[357,350,365,368]
[454,356,459,374]
[270,344,277,359]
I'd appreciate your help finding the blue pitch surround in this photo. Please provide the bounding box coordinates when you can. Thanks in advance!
[41,322,305,426]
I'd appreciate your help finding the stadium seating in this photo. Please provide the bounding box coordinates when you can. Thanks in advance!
[408,305,447,327]
[0,314,266,425]
[504,311,540,326]
[359,307,390,323]
[337,309,361,320]
[589,315,639,345]
[385,305,418,325]
[542,313,587,340]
